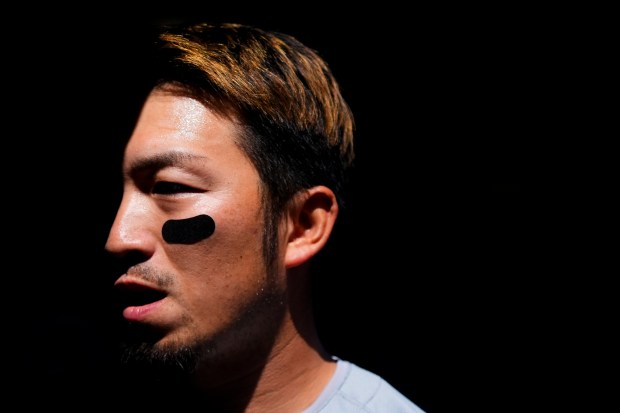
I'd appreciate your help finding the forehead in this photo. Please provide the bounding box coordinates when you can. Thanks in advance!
[125,90,242,164]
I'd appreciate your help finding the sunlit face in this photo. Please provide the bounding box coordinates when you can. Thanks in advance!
[105,88,287,373]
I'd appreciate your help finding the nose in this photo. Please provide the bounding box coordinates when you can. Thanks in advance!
[105,190,158,260]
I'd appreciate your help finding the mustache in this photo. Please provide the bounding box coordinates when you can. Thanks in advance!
[126,263,175,288]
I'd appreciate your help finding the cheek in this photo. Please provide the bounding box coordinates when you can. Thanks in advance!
[170,214,268,308]
[163,185,266,275]
[163,208,265,274]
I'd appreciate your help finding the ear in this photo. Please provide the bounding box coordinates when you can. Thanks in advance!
[284,186,339,269]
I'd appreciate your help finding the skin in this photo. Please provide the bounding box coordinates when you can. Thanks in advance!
[105,87,339,412]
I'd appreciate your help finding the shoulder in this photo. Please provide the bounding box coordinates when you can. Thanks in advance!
[306,359,426,413]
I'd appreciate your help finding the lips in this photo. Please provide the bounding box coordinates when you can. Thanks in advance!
[114,278,168,322]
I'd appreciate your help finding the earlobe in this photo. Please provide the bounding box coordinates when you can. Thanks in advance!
[284,186,339,269]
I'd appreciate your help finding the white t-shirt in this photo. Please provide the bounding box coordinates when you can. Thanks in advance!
[302,359,426,413]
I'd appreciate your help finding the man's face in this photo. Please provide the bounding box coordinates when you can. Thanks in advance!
[105,89,286,370]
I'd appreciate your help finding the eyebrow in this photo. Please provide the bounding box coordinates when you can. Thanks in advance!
[126,151,208,175]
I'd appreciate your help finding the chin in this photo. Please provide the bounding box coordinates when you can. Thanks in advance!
[119,321,197,368]
[119,337,201,385]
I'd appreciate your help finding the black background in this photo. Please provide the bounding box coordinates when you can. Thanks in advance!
[9,5,610,412]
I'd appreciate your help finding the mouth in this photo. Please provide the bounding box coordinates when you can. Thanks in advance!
[114,282,167,308]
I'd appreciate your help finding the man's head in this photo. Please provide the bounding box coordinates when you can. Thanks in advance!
[151,23,354,208]
[105,22,354,389]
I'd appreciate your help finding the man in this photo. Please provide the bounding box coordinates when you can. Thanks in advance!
[105,21,425,412]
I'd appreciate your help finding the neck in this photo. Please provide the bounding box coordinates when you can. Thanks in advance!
[192,270,337,412]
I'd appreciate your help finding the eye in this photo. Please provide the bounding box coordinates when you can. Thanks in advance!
[152,181,200,195]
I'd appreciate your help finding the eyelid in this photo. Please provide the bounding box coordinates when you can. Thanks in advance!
[152,181,204,195]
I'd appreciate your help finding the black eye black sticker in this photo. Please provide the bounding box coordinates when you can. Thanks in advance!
[162,214,216,244]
